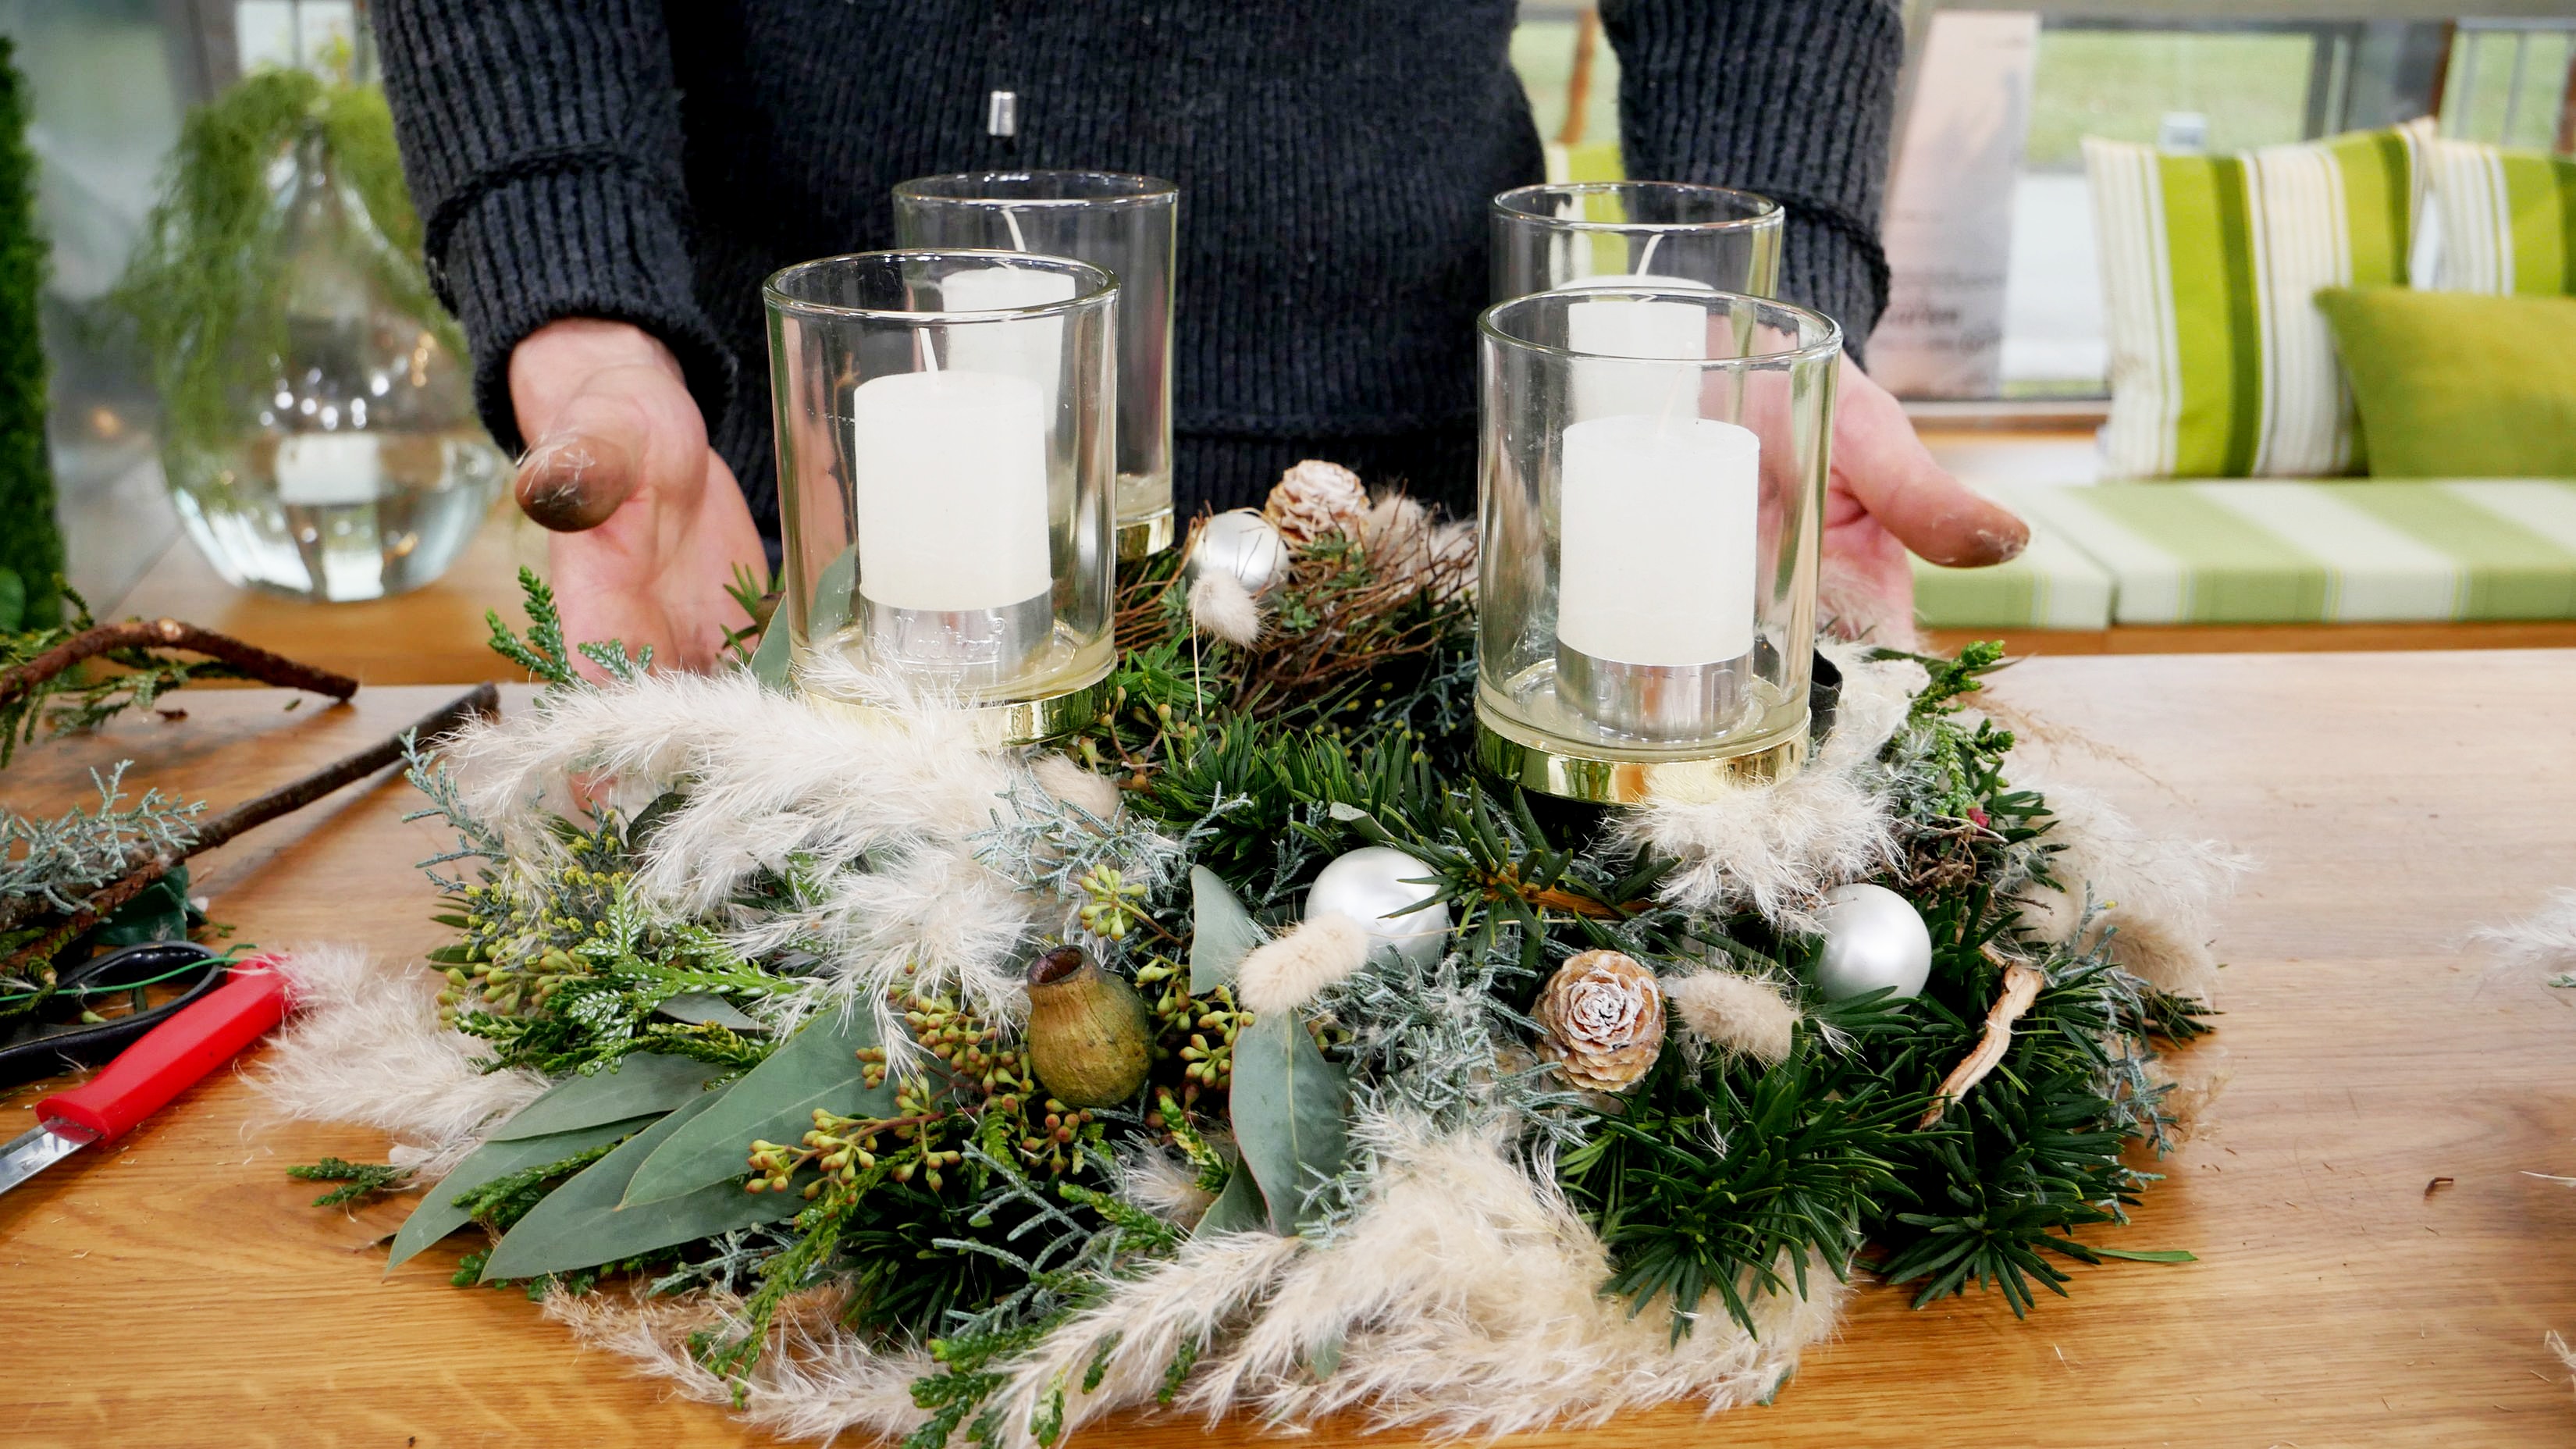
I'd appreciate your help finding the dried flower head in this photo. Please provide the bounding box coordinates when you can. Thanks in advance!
[1532,949,1666,1092]
[1264,459,1371,548]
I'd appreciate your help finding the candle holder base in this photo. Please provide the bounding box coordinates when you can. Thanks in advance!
[805,674,1111,749]
[1472,706,1806,806]
[1117,507,1175,560]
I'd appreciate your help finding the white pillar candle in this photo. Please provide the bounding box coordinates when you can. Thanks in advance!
[942,264,1078,394]
[849,369,1052,611]
[1560,274,1717,422]
[1556,414,1759,667]
[274,432,382,506]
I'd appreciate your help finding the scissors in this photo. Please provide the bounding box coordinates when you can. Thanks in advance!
[0,943,291,1195]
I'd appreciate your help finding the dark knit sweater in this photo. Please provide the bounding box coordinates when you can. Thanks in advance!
[372,1,1899,526]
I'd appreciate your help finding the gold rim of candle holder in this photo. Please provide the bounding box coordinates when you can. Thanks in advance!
[1472,706,1807,805]
[802,675,1110,749]
[1116,508,1176,560]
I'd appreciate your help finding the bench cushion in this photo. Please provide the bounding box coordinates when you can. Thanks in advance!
[1912,497,2115,630]
[1997,479,2576,624]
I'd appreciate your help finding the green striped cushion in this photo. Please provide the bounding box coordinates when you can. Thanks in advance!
[2428,139,2576,295]
[2004,479,2576,624]
[1911,488,2113,631]
[2086,120,2432,480]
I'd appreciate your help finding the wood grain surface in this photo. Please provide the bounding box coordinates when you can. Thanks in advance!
[4,656,2574,1449]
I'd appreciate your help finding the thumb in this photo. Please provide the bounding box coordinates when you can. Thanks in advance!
[1831,361,2030,569]
[515,368,697,533]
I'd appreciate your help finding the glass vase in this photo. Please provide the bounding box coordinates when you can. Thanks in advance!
[1491,181,1782,303]
[766,250,1117,742]
[162,135,504,603]
[891,172,1176,558]
[1475,287,1838,803]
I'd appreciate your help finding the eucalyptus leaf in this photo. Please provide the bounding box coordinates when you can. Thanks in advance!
[1188,867,1266,996]
[657,992,763,1030]
[621,1006,892,1208]
[479,1084,806,1282]
[82,869,191,950]
[385,1115,659,1270]
[1228,1013,1350,1236]
[747,600,792,692]
[1307,1328,1344,1380]
[1191,1161,1270,1238]
[486,1052,729,1141]
[808,543,858,635]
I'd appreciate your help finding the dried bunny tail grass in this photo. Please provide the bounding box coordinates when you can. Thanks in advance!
[1665,969,1801,1066]
[1234,912,1372,1016]
[545,1283,933,1444]
[1188,568,1265,646]
[1179,1117,1833,1438]
[1112,1141,1219,1228]
[2015,774,2250,1002]
[249,944,545,1178]
[2472,888,2576,974]
[1031,752,1123,822]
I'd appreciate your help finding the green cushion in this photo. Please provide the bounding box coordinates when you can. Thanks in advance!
[2427,138,2575,296]
[2316,287,2576,479]
[2004,479,2576,624]
[2085,120,2431,479]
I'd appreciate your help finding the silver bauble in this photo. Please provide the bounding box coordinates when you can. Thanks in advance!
[1306,846,1450,968]
[1187,509,1290,594]
[1813,883,1933,1000]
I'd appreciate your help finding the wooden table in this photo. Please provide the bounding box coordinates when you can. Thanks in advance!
[6,654,2576,1447]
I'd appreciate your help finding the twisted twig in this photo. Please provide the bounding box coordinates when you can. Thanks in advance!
[1,684,499,986]
[0,619,358,709]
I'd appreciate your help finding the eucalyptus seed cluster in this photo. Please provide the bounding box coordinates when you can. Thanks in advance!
[432,835,632,1025]
[746,1105,966,1198]
[1132,959,1248,1107]
[1073,864,1148,940]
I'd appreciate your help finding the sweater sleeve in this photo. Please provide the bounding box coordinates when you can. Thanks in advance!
[371,2,731,455]
[1600,0,1902,357]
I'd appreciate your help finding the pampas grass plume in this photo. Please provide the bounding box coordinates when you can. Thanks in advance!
[1236,913,1371,1015]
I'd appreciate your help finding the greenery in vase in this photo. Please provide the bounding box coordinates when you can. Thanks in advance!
[105,66,457,463]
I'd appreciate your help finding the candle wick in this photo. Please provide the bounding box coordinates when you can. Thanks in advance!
[1635,230,1663,276]
[1002,205,1030,254]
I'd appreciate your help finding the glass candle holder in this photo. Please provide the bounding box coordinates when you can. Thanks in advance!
[1491,181,1782,304]
[766,251,1116,742]
[892,171,1177,559]
[1475,287,1839,803]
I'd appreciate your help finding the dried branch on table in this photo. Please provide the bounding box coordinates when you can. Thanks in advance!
[0,683,498,999]
[0,601,361,764]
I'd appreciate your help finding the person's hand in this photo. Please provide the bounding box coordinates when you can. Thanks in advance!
[508,319,765,673]
[1820,356,2029,643]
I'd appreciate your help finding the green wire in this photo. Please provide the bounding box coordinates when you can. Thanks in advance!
[0,957,221,1006]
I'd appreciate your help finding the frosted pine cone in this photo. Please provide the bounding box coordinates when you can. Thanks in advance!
[1264,460,1371,548]
[1533,949,1666,1092]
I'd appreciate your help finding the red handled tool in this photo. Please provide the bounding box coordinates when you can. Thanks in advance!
[0,959,291,1196]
